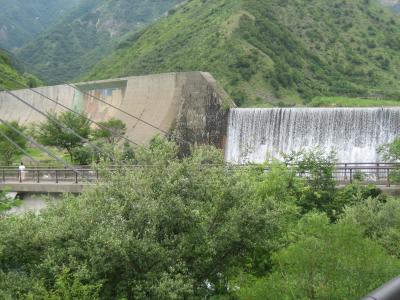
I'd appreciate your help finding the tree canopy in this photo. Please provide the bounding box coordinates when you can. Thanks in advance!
[0,139,398,299]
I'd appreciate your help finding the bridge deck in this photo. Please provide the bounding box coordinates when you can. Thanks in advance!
[0,163,398,193]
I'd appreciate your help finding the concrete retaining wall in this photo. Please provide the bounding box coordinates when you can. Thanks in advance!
[0,72,234,150]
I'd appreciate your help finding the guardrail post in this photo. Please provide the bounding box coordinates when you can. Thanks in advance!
[75,172,78,184]
[2,169,4,182]
[376,163,380,181]
[55,170,58,184]
[349,168,353,184]
[37,170,40,183]
[387,168,390,187]
[19,170,22,183]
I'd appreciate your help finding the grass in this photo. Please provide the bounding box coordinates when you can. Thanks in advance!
[17,147,72,167]
[308,96,400,107]
[0,193,22,213]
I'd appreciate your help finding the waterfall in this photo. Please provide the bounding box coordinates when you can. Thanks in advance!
[226,108,400,164]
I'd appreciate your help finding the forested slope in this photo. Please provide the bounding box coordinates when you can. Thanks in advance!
[17,0,184,84]
[86,0,400,106]
[0,50,40,90]
[0,0,80,49]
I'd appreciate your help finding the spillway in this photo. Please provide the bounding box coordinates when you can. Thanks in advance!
[226,108,400,163]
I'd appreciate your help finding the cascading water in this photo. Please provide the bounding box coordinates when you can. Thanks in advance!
[226,108,400,164]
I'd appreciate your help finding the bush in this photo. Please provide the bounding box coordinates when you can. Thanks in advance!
[237,213,400,300]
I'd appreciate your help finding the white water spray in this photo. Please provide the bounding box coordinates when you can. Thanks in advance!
[226,108,400,163]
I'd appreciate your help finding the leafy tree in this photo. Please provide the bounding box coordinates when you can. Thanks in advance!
[0,139,297,298]
[237,213,400,300]
[92,118,127,145]
[38,111,91,162]
[378,137,400,162]
[72,140,115,165]
[0,121,27,165]
[283,149,337,218]
[378,137,400,182]
[341,197,400,257]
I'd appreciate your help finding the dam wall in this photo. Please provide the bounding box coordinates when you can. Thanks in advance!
[226,108,400,164]
[0,72,233,150]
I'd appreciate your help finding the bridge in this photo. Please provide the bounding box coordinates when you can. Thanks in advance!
[0,167,97,193]
[0,163,398,193]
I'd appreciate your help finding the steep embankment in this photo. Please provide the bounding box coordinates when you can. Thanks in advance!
[86,0,400,107]
[0,50,40,89]
[0,0,80,49]
[17,0,184,84]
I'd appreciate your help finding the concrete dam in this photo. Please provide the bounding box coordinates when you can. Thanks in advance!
[226,108,400,164]
[1,72,399,164]
[0,72,233,151]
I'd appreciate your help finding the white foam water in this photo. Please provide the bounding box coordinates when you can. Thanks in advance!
[226,108,400,164]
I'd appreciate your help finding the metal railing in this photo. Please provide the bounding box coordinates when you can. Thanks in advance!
[333,165,396,187]
[0,168,100,184]
[0,163,398,186]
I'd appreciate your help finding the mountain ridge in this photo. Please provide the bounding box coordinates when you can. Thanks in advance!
[85,0,400,106]
[16,0,184,85]
[0,0,80,50]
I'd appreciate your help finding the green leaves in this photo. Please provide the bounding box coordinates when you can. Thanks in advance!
[238,213,400,300]
[0,121,27,165]
[0,141,399,299]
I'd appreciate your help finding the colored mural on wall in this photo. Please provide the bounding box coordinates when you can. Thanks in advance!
[73,81,126,121]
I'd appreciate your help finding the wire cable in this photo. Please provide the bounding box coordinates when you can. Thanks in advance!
[0,71,139,146]
[0,129,40,165]
[0,48,193,147]
[2,89,108,157]
[0,118,91,181]
[66,82,191,146]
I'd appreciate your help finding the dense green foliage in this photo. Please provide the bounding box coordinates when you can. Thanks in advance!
[92,118,127,145]
[85,0,400,107]
[238,213,400,299]
[37,112,131,164]
[377,137,400,182]
[378,137,400,162]
[0,121,27,165]
[0,0,80,49]
[0,50,40,90]
[0,140,399,299]
[38,112,91,162]
[16,0,184,84]
[0,191,21,212]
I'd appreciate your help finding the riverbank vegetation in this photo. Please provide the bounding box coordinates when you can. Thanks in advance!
[0,114,133,166]
[0,138,399,299]
[308,96,400,107]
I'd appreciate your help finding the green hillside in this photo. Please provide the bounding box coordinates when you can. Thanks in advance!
[0,0,80,50]
[85,0,400,107]
[0,50,40,90]
[16,0,184,85]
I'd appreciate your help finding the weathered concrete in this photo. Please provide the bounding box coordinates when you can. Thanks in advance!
[380,186,400,197]
[0,72,234,150]
[0,182,87,193]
